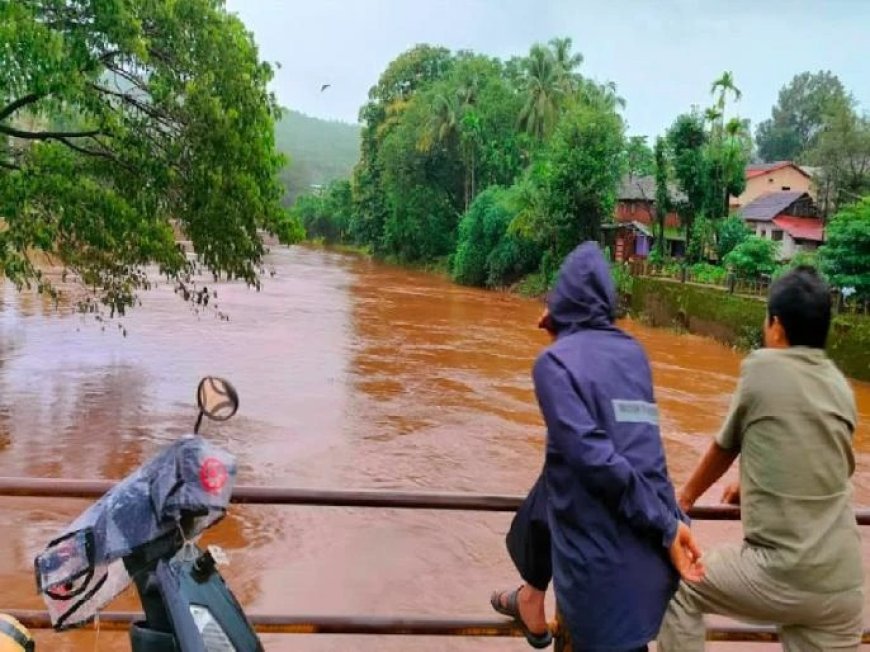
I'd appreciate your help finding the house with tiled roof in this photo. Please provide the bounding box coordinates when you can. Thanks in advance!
[739,191,824,259]
[730,161,816,211]
[604,175,686,261]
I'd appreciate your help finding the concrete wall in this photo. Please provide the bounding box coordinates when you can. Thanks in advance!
[630,277,870,381]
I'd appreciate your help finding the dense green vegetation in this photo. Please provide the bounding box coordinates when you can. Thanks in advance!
[755,71,850,163]
[0,0,297,314]
[274,110,360,205]
[663,73,752,261]
[292,44,768,287]
[1,2,863,329]
[722,236,779,278]
[293,39,632,289]
[755,71,870,217]
[291,45,869,301]
[819,198,870,300]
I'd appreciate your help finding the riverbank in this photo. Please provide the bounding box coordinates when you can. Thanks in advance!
[308,244,870,382]
[630,276,870,381]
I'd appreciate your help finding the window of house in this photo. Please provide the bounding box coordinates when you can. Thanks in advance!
[772,229,784,241]
[781,186,791,191]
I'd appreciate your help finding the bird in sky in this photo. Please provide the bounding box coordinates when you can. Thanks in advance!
[320,84,331,93]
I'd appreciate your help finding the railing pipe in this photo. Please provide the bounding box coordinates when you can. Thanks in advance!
[3,477,870,524]
[7,610,870,642]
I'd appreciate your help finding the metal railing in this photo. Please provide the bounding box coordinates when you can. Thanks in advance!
[2,476,870,646]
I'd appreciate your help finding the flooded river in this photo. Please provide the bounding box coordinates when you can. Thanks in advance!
[0,245,868,651]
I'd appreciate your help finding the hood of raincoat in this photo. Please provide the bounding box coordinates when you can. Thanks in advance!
[547,241,616,333]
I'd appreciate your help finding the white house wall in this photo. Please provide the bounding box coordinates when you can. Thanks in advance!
[753,222,799,260]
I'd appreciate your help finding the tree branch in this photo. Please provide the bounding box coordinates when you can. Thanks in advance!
[54,136,114,159]
[0,125,102,140]
[0,160,21,171]
[103,64,151,94]
[0,94,44,123]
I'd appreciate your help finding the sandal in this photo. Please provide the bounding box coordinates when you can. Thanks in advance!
[490,586,553,649]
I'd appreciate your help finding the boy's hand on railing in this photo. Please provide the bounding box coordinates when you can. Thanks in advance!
[720,482,740,505]
[677,492,693,515]
[669,521,705,583]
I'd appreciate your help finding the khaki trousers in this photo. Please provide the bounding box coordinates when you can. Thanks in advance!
[657,543,864,652]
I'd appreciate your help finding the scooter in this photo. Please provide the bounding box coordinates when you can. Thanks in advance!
[34,377,264,652]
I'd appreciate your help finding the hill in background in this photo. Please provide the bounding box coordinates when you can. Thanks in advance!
[275,109,360,205]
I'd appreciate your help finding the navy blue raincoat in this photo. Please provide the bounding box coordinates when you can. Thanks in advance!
[535,242,683,650]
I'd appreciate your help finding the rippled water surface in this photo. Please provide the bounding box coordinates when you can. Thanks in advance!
[1,246,868,651]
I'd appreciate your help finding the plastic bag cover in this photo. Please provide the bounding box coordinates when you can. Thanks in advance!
[34,435,237,629]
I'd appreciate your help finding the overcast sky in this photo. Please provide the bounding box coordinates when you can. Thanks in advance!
[225,0,869,139]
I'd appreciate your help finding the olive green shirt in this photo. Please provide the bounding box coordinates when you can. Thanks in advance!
[716,347,863,592]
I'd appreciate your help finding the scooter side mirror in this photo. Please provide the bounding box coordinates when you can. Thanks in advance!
[195,377,239,434]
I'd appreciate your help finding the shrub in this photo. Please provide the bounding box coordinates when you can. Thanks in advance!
[723,236,779,277]
[819,197,870,299]
[716,215,751,260]
[690,262,727,284]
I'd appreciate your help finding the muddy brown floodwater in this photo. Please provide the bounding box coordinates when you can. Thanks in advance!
[0,245,868,651]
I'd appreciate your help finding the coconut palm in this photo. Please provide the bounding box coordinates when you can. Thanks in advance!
[419,87,482,209]
[581,80,626,111]
[518,44,564,140]
[548,37,584,90]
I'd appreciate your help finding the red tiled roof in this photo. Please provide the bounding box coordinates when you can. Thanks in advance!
[772,216,824,242]
[745,161,811,180]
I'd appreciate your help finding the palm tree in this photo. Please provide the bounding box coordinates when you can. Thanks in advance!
[720,117,751,215]
[581,80,626,111]
[710,71,742,112]
[518,44,563,140]
[704,106,723,127]
[456,74,481,108]
[419,89,483,209]
[548,37,584,90]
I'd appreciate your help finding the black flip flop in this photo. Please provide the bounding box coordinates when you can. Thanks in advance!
[490,587,553,649]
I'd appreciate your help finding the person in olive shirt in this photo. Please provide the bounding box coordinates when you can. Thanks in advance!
[657,266,864,651]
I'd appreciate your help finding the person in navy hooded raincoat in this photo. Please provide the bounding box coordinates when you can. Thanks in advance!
[492,242,704,651]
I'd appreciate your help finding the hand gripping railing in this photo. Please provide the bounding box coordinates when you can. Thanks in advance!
[2,476,869,646]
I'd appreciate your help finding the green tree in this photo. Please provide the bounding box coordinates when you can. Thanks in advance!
[755,71,851,162]
[667,112,708,260]
[819,197,870,299]
[513,100,624,261]
[723,236,779,277]
[686,214,715,262]
[293,180,353,243]
[626,136,655,178]
[806,103,870,218]
[653,136,671,258]
[517,44,565,141]
[418,57,503,210]
[375,52,528,263]
[716,214,751,260]
[704,72,749,220]
[0,0,290,314]
[548,37,584,90]
[710,71,742,112]
[707,117,750,219]
[351,44,453,252]
[452,186,539,287]
[378,95,458,262]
